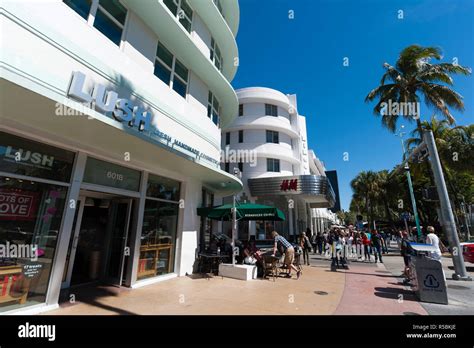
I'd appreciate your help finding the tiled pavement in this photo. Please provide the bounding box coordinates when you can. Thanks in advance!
[45,250,428,315]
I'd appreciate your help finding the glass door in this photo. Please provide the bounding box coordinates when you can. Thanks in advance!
[61,196,85,289]
[104,199,132,286]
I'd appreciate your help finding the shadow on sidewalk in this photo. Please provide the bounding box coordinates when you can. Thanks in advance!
[373,286,419,302]
[59,284,137,315]
[325,270,404,278]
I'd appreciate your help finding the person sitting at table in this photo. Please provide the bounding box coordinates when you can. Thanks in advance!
[243,237,262,264]
[243,236,263,276]
[271,231,301,279]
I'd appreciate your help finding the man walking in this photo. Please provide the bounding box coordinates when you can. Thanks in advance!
[272,231,301,279]
[371,230,383,263]
[425,226,442,261]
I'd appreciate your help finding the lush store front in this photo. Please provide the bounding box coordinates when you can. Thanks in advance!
[0,132,74,312]
[138,175,180,280]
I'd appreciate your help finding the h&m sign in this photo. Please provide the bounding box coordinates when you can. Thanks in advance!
[280,179,298,191]
[67,71,152,131]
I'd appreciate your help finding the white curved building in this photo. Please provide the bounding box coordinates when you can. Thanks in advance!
[221,87,335,240]
[0,0,240,314]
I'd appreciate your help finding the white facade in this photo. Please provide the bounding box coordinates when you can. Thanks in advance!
[221,87,335,239]
[0,0,240,314]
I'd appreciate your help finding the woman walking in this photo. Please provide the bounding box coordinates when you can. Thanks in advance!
[361,231,371,262]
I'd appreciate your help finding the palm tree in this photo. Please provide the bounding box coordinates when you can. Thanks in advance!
[365,45,471,133]
[350,171,379,227]
[405,115,450,151]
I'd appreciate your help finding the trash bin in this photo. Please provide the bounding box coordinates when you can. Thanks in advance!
[407,242,448,305]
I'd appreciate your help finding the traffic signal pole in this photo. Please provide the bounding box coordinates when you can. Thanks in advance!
[423,130,471,281]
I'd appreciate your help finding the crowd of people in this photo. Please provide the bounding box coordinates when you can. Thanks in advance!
[218,224,445,280]
[309,226,394,264]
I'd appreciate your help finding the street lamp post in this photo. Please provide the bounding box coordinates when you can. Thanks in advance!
[396,126,422,241]
[423,130,471,280]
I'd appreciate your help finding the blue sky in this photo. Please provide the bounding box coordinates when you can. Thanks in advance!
[231,0,474,211]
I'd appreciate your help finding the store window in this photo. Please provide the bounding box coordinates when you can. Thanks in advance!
[137,174,180,280]
[0,177,68,312]
[154,42,189,98]
[208,91,220,126]
[0,131,75,183]
[0,133,73,312]
[83,157,141,192]
[265,104,278,116]
[63,0,127,46]
[163,0,193,33]
[199,189,214,252]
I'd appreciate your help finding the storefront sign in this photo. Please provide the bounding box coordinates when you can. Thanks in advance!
[22,263,44,279]
[83,157,141,191]
[280,179,298,191]
[67,71,152,132]
[0,132,75,183]
[0,189,39,221]
[3,146,54,169]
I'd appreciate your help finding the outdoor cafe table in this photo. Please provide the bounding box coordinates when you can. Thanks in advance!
[198,253,230,275]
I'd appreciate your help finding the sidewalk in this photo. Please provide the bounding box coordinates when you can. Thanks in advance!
[45,249,432,315]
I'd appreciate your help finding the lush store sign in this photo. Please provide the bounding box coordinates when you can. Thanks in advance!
[67,71,153,132]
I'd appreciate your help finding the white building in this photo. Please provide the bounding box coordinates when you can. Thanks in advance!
[0,0,241,314]
[221,87,335,241]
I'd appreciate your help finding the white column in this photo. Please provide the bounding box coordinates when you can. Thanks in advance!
[46,152,86,306]
[178,178,201,276]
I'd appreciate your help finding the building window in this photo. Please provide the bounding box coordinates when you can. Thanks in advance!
[64,0,127,46]
[238,162,243,173]
[238,104,243,116]
[213,0,224,16]
[154,42,189,98]
[224,162,230,173]
[137,174,181,280]
[63,0,92,19]
[210,37,223,71]
[163,0,193,33]
[266,130,279,143]
[238,130,244,143]
[265,104,278,116]
[208,91,220,126]
[267,158,280,172]
[225,132,230,145]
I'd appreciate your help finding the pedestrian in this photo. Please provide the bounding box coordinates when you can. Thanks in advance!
[311,232,318,254]
[316,232,324,254]
[380,230,388,254]
[400,231,411,283]
[425,226,442,261]
[299,231,311,266]
[361,231,371,262]
[271,231,301,279]
[371,230,383,263]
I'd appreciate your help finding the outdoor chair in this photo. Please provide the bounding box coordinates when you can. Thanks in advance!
[262,254,279,282]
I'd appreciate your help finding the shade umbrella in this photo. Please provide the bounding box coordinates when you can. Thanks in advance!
[197,202,286,265]
[197,202,286,221]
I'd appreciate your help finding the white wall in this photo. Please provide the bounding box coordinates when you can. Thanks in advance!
[122,11,157,73]
[191,13,212,60]
[2,1,223,161]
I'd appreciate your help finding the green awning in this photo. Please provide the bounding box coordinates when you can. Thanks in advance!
[197,202,285,221]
